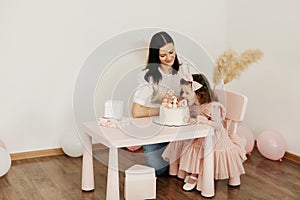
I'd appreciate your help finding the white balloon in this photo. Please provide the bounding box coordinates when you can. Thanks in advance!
[0,147,11,177]
[61,133,83,157]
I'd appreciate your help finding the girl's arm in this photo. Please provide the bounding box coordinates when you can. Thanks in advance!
[197,115,225,132]
[206,120,225,132]
[132,102,159,118]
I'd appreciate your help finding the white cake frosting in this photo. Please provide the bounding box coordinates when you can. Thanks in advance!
[157,91,190,126]
[159,105,190,126]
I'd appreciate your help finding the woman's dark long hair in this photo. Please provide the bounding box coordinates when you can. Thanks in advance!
[144,31,181,84]
[180,74,215,104]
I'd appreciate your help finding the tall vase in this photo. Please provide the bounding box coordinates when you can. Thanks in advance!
[214,79,224,91]
[213,79,226,104]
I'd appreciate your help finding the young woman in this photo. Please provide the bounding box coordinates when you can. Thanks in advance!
[132,31,187,176]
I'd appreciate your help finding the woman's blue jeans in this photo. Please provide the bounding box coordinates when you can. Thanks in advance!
[143,142,169,176]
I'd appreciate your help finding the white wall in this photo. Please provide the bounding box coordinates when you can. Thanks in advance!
[0,0,227,153]
[225,0,300,155]
[3,0,299,156]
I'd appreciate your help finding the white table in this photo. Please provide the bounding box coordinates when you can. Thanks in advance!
[81,117,215,199]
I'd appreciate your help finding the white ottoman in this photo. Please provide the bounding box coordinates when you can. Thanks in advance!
[124,164,156,200]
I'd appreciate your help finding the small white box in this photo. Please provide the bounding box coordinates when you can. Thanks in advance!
[104,100,123,120]
[124,165,156,200]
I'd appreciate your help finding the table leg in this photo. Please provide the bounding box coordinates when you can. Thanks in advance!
[82,133,95,191]
[106,147,119,200]
[201,129,215,197]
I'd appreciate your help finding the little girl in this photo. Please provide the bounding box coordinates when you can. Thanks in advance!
[162,74,246,192]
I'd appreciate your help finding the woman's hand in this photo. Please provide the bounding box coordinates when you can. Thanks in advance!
[132,102,159,118]
[165,89,175,98]
[189,118,197,124]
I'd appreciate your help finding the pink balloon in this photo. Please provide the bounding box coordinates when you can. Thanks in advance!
[257,130,287,161]
[236,125,255,154]
[0,139,7,150]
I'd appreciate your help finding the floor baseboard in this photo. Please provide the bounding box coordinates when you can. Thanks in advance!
[10,146,300,165]
[10,143,108,161]
[10,148,65,161]
[285,151,300,165]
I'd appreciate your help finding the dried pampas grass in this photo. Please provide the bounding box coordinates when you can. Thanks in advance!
[213,48,263,85]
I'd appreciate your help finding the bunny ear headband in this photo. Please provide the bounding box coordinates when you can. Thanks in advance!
[183,74,203,91]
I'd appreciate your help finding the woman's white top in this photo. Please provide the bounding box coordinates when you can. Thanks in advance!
[133,65,188,108]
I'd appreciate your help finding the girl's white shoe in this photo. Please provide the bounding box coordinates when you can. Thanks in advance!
[228,176,241,186]
[184,175,190,183]
[183,175,198,191]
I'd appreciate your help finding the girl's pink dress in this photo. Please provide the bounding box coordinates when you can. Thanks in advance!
[161,104,204,178]
[162,102,247,190]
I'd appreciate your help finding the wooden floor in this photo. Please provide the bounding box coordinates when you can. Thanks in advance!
[1,147,299,200]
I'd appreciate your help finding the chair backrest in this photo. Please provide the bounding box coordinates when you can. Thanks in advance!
[214,89,248,122]
[214,89,248,135]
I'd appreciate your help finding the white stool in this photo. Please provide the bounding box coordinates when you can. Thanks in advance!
[124,164,156,200]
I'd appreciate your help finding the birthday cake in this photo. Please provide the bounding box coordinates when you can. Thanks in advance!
[158,95,190,126]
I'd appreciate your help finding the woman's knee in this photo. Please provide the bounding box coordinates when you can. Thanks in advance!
[143,143,169,176]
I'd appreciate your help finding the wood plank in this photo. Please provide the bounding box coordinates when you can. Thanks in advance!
[2,147,299,199]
